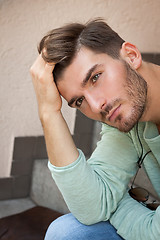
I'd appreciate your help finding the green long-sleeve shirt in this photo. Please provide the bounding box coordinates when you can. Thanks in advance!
[48,121,160,240]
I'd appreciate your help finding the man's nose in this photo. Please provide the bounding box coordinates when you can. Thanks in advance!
[85,92,106,113]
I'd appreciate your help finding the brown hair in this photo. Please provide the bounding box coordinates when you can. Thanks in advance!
[38,19,125,82]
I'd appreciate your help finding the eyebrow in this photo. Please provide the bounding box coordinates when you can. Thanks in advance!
[81,64,99,87]
[68,64,99,107]
[68,96,77,107]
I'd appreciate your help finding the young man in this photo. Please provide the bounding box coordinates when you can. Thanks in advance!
[30,20,160,240]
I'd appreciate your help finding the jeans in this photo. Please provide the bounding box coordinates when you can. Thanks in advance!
[45,213,123,240]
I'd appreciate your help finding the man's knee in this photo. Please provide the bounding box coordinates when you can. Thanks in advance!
[45,213,123,240]
[44,213,82,240]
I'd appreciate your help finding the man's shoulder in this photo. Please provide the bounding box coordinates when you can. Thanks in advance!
[101,123,118,133]
[101,123,132,140]
[101,123,134,135]
[101,122,147,138]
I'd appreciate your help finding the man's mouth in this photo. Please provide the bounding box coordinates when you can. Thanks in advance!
[108,104,121,122]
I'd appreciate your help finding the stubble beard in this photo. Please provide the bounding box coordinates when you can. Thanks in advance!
[102,61,148,133]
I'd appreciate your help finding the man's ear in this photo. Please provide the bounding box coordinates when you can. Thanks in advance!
[120,42,142,70]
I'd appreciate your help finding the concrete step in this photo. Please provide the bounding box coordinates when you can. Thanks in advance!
[0,197,36,219]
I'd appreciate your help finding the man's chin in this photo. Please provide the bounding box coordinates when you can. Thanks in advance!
[116,120,137,133]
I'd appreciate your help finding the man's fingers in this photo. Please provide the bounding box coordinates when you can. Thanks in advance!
[30,54,45,76]
[45,62,55,73]
[30,54,55,83]
[35,53,45,68]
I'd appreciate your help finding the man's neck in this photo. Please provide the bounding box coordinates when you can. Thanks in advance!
[156,124,160,134]
[138,61,160,125]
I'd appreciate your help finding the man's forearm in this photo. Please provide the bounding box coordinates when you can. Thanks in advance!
[110,192,160,240]
[41,110,79,167]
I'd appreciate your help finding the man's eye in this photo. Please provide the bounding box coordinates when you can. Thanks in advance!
[91,73,100,83]
[76,97,84,107]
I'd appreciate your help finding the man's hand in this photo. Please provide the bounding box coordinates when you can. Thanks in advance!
[30,54,62,120]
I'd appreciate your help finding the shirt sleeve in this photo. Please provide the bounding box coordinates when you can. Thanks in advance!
[110,192,160,240]
[48,124,138,225]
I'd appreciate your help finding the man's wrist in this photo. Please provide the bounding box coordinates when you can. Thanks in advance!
[39,107,62,125]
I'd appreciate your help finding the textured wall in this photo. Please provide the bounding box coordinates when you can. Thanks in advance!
[0,0,160,177]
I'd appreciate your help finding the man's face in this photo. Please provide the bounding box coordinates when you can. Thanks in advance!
[57,47,147,132]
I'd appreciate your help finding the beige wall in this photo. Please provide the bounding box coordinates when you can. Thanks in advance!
[0,0,160,177]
